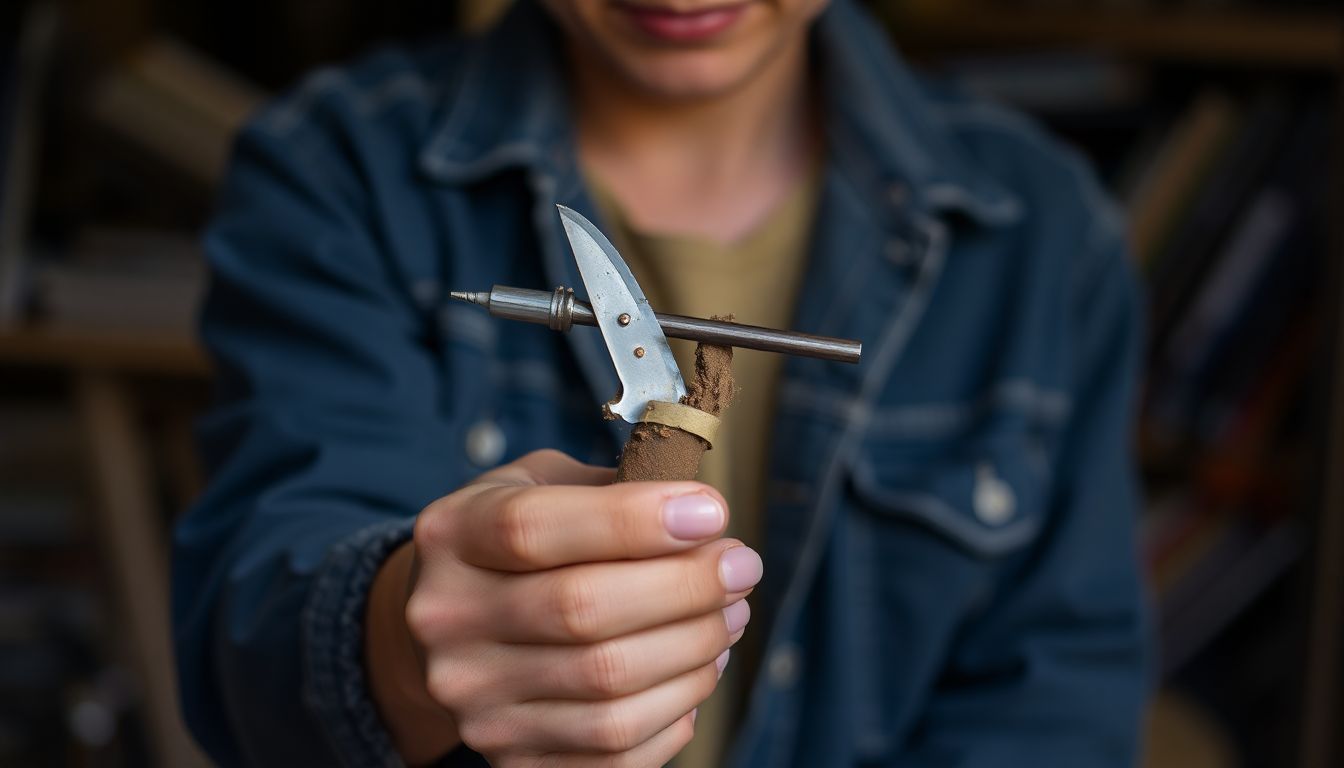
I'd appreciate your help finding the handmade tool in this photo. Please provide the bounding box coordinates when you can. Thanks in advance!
[451,205,862,482]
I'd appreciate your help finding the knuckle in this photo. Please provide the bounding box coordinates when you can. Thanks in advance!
[494,493,545,567]
[405,590,470,647]
[527,448,568,464]
[582,640,631,697]
[674,565,707,611]
[515,448,571,482]
[606,488,646,544]
[553,574,604,641]
[413,504,452,550]
[457,712,511,754]
[424,663,464,708]
[587,705,638,753]
[403,593,436,644]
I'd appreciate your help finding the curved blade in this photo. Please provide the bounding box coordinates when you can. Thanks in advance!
[557,205,686,423]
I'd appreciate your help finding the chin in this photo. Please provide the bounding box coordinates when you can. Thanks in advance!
[618,49,762,100]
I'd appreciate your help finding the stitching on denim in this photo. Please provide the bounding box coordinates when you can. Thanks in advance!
[851,461,1042,557]
[418,36,487,174]
[815,167,884,336]
[263,67,435,138]
[778,378,1073,436]
[923,181,1023,224]
[264,69,345,135]
[850,512,889,755]
[866,379,1072,435]
[931,102,1126,238]
[739,211,950,768]
[351,71,434,117]
[421,142,543,183]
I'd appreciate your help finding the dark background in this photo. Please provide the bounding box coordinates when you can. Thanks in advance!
[0,1,1340,766]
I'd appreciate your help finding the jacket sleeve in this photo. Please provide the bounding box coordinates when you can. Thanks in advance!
[899,228,1152,766]
[171,106,471,766]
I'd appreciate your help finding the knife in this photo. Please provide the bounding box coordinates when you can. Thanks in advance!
[451,205,862,482]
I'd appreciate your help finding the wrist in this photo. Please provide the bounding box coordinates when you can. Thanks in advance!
[365,540,462,764]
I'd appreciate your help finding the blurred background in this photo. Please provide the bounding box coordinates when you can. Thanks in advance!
[0,0,1339,766]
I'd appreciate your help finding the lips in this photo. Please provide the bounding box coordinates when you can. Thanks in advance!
[614,2,752,43]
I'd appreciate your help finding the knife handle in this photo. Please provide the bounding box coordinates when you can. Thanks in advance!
[615,422,709,482]
[615,342,735,484]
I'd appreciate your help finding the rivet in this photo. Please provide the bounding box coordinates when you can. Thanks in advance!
[618,313,632,327]
[634,347,646,358]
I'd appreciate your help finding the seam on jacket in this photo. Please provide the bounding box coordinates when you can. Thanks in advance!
[929,101,1125,238]
[738,206,950,768]
[777,378,1073,437]
[263,66,435,138]
[850,463,1043,557]
[301,516,415,768]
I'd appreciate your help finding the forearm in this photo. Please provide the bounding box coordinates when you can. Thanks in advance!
[365,540,463,764]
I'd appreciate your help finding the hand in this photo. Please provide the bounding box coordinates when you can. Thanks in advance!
[365,450,760,767]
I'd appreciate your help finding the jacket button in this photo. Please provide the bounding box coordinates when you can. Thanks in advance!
[973,462,1015,525]
[466,420,507,467]
[766,644,801,689]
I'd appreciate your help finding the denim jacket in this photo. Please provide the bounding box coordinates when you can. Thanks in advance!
[173,1,1149,765]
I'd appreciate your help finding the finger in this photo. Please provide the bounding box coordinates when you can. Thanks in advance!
[454,480,729,572]
[498,542,761,643]
[474,449,616,489]
[505,600,751,701]
[514,658,720,753]
[531,711,696,768]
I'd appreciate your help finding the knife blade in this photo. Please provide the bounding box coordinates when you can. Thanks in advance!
[556,205,687,424]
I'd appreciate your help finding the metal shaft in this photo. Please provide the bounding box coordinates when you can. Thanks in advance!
[451,285,862,364]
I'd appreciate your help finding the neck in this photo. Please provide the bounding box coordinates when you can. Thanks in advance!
[569,38,818,242]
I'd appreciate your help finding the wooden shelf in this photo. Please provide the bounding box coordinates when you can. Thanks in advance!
[886,6,1344,70]
[0,325,208,377]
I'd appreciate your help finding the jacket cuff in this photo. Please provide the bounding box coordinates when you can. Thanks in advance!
[301,516,415,768]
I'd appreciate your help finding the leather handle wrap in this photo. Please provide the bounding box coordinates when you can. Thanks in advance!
[615,342,735,483]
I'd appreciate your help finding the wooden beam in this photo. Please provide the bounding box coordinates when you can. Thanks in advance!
[0,326,208,377]
[1300,72,1344,768]
[886,6,1344,70]
[75,372,210,768]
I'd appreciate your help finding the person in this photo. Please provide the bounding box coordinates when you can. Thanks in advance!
[172,0,1150,766]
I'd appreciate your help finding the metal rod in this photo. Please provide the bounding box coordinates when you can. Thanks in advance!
[450,285,862,364]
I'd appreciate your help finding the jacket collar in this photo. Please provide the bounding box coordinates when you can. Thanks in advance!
[417,0,1021,228]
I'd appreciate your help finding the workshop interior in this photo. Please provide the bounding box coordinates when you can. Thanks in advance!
[0,0,1341,765]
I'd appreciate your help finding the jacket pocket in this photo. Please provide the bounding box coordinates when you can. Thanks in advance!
[847,430,1051,558]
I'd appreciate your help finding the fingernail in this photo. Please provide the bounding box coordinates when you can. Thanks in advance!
[691,708,698,725]
[719,547,763,593]
[716,650,730,678]
[723,600,751,635]
[662,494,724,540]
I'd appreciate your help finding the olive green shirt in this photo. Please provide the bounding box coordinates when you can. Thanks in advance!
[588,171,821,765]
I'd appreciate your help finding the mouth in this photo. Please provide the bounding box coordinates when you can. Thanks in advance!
[612,1,753,44]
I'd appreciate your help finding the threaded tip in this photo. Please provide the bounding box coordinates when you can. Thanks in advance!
[449,291,489,306]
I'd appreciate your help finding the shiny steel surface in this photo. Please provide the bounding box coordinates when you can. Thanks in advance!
[451,286,863,365]
[555,205,687,423]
